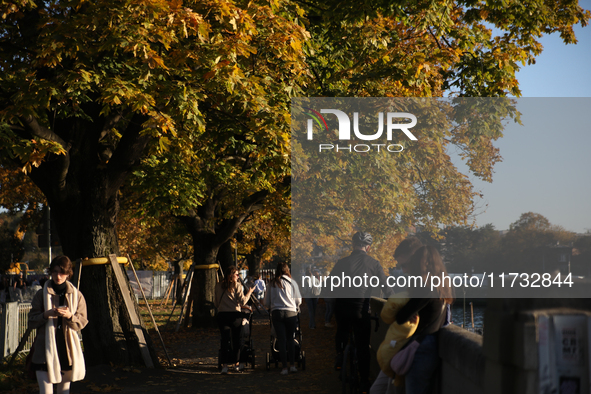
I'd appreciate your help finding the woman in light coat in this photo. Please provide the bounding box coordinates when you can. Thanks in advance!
[214,266,255,374]
[29,255,88,394]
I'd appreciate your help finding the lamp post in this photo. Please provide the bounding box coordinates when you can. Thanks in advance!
[47,205,51,267]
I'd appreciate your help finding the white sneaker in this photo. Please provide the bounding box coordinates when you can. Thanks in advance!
[289,366,298,373]
[280,368,289,375]
[221,365,229,374]
[238,362,246,371]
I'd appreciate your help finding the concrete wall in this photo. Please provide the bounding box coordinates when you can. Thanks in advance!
[439,324,485,394]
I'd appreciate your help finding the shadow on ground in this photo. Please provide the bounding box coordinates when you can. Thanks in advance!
[70,300,339,394]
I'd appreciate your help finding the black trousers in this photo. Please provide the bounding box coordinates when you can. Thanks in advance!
[335,307,371,385]
[217,311,244,364]
[272,310,297,368]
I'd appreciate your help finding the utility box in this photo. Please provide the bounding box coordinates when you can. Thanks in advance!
[539,314,591,394]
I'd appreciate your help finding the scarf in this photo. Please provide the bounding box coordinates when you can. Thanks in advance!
[43,281,86,383]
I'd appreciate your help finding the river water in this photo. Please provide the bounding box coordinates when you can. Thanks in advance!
[449,301,486,332]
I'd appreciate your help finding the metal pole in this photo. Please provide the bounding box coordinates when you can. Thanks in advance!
[127,254,172,365]
[462,288,466,329]
[47,206,52,266]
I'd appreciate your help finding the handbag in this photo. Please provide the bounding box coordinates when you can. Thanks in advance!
[390,339,420,375]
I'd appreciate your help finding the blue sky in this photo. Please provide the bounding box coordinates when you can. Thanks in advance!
[467,5,591,234]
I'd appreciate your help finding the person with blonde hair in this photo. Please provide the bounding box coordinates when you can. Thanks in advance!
[28,255,88,394]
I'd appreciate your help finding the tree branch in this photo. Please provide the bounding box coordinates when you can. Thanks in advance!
[106,113,152,195]
[100,113,123,140]
[19,115,67,148]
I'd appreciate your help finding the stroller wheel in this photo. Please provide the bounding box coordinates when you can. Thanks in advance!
[302,351,306,371]
[266,352,271,371]
[251,350,256,370]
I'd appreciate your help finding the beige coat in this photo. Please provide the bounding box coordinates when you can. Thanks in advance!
[214,281,249,312]
[28,281,88,369]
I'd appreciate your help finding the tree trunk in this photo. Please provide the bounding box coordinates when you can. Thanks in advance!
[245,234,269,277]
[46,179,158,367]
[218,240,234,273]
[173,259,184,305]
[190,234,219,328]
[178,190,271,328]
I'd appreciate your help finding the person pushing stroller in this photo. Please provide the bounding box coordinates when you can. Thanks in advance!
[264,262,302,375]
[215,266,255,374]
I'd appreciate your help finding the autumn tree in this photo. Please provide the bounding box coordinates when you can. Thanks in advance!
[300,0,589,98]
[0,213,25,271]
[119,2,308,327]
[442,223,502,273]
[117,203,193,271]
[0,0,307,362]
[238,201,291,275]
[500,212,576,272]
[291,97,518,269]
[290,0,589,264]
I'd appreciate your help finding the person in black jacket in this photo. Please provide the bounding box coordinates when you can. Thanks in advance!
[330,231,393,393]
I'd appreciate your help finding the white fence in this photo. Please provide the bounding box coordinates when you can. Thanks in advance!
[127,271,172,300]
[1,302,36,358]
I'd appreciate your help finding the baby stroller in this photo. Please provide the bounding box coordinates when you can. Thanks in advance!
[218,306,256,370]
[265,312,306,370]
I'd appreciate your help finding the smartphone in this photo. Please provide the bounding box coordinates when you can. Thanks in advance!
[57,305,68,311]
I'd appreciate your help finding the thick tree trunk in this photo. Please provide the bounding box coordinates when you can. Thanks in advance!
[190,234,219,328]
[246,253,261,277]
[48,182,158,367]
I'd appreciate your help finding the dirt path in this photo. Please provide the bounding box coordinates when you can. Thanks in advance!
[70,300,340,394]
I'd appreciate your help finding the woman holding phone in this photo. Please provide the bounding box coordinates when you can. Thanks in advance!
[214,266,255,374]
[28,256,88,394]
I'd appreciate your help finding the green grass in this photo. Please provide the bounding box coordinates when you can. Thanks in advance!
[137,299,182,331]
